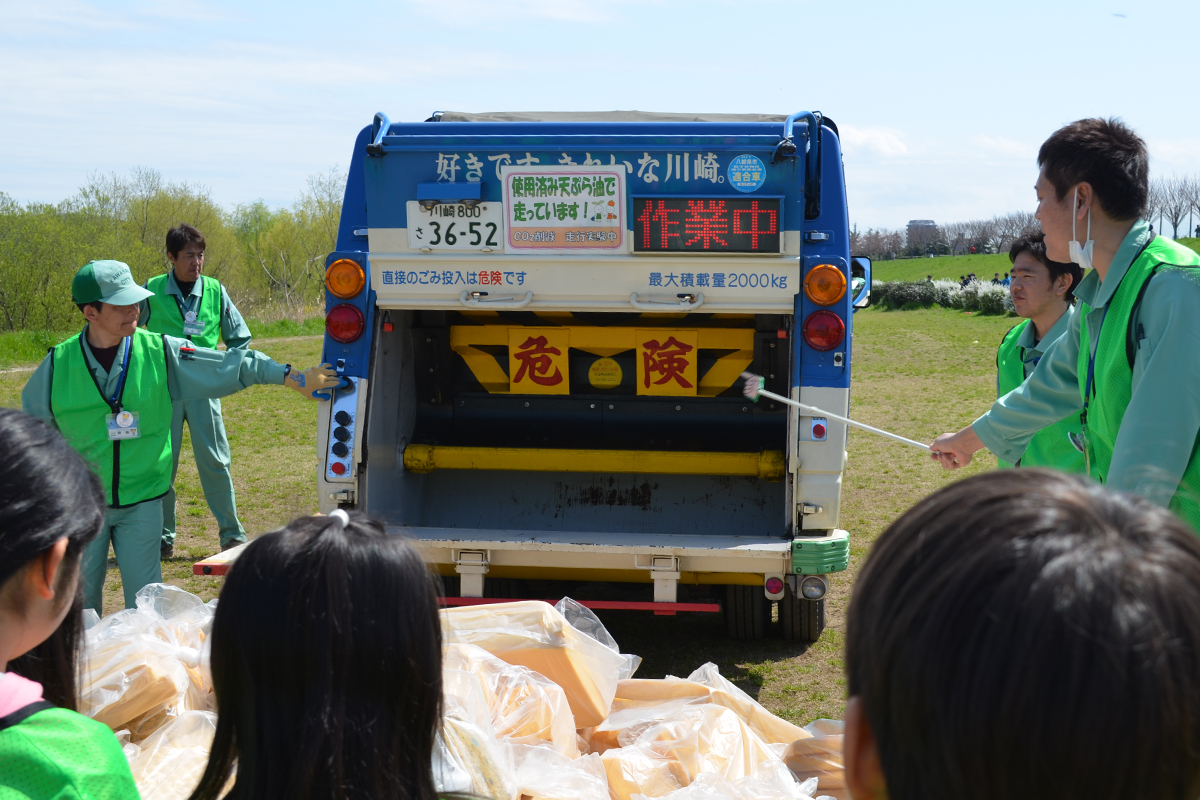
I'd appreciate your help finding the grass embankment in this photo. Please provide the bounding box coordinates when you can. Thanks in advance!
[873,253,1010,282]
[875,238,1200,285]
[0,307,1018,723]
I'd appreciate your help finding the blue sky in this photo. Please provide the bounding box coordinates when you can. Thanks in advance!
[2,0,1197,229]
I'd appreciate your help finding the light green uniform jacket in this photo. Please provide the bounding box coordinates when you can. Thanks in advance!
[22,328,286,611]
[974,220,1200,520]
[139,271,253,548]
[994,308,1085,472]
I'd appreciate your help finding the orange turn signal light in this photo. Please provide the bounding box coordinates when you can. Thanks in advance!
[804,264,847,306]
[326,259,365,299]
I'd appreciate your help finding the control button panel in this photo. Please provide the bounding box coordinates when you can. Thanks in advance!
[810,417,828,442]
[325,377,360,480]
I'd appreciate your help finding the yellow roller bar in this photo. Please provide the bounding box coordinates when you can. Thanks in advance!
[404,445,784,480]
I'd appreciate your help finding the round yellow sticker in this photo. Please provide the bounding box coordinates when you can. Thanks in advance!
[588,357,623,388]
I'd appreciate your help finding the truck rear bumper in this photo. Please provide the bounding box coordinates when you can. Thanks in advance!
[396,525,801,600]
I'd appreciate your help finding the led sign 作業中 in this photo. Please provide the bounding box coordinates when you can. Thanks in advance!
[633,197,781,254]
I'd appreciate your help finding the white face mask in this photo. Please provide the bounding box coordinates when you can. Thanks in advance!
[1068,186,1094,271]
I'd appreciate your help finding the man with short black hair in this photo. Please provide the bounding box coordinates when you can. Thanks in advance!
[994,232,1084,471]
[21,260,343,612]
[140,223,250,557]
[932,118,1200,530]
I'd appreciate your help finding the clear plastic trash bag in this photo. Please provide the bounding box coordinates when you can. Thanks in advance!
[442,600,626,728]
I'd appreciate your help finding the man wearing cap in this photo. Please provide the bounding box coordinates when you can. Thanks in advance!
[21,259,342,613]
[139,223,250,558]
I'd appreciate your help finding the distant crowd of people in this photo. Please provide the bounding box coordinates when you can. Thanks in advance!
[925,272,1013,288]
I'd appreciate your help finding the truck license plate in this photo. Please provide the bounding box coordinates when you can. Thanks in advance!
[406,201,503,251]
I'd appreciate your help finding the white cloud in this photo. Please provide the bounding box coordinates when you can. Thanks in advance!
[406,0,610,22]
[838,125,908,157]
[1148,138,1200,174]
[971,134,1032,159]
[0,0,142,34]
[134,0,231,23]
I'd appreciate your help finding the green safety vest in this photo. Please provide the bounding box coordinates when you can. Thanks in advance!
[50,327,173,508]
[144,273,222,348]
[1077,235,1200,531]
[995,318,1086,472]
[0,702,139,800]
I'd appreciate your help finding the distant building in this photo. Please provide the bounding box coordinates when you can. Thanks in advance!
[906,219,940,253]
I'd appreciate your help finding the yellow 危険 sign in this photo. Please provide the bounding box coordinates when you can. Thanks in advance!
[508,328,570,394]
[636,330,698,396]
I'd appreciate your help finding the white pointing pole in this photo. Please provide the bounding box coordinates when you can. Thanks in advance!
[741,372,931,452]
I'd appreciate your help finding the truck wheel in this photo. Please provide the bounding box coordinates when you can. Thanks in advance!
[485,578,527,599]
[779,586,825,642]
[724,585,767,640]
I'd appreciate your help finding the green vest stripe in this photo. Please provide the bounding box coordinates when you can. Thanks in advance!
[144,273,222,348]
[1076,236,1200,531]
[50,328,174,508]
[995,318,1086,472]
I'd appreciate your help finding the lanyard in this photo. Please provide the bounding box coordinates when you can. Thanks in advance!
[173,288,198,319]
[108,337,133,411]
[1081,307,1108,425]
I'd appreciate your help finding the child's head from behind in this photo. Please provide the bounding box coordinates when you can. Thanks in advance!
[845,470,1200,800]
[192,512,443,800]
[0,409,104,706]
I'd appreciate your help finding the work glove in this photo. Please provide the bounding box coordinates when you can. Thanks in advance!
[285,363,348,400]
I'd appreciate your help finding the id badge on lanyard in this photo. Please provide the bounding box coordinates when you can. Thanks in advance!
[182,309,206,337]
[106,409,140,440]
[104,339,140,440]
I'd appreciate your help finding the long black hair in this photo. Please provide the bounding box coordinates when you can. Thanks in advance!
[0,408,105,710]
[189,511,444,800]
[847,469,1200,800]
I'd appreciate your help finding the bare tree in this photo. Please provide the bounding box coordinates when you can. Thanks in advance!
[1155,177,1192,239]
[1147,178,1168,235]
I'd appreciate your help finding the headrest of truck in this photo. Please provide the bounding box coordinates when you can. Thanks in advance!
[433,111,790,123]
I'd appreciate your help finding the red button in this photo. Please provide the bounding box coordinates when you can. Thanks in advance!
[813,423,827,439]
[331,462,346,475]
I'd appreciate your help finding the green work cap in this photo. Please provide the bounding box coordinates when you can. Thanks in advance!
[72,260,153,306]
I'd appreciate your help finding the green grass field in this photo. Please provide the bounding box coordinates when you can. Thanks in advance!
[0,305,1013,724]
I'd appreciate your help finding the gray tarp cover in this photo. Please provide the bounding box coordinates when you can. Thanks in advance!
[435,111,788,123]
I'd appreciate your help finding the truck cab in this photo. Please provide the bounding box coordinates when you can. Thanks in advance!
[317,111,865,641]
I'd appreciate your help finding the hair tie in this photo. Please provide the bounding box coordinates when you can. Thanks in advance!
[329,509,350,528]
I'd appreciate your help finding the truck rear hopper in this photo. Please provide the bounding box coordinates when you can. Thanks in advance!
[314,111,867,641]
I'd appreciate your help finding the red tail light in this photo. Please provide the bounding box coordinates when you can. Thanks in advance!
[326,304,365,343]
[802,311,845,351]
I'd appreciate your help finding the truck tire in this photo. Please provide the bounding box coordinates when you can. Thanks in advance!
[724,585,767,640]
[779,586,825,642]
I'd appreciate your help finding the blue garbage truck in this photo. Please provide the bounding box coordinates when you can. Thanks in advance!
[315,111,870,641]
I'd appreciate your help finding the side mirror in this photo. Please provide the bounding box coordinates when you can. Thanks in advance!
[851,256,872,310]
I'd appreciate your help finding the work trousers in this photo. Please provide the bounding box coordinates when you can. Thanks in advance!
[82,501,164,614]
[161,396,247,549]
